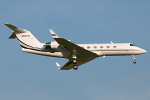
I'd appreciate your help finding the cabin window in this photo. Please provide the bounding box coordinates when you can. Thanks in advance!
[100,46,103,48]
[94,46,97,49]
[87,46,90,49]
[107,46,110,48]
[113,46,116,48]
[130,44,135,46]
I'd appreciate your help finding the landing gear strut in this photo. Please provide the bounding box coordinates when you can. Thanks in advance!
[131,55,136,64]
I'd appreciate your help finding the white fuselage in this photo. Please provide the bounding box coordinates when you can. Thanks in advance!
[78,43,146,56]
[5,24,147,70]
[22,43,146,58]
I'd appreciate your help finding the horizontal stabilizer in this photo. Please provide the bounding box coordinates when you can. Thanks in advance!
[5,24,27,33]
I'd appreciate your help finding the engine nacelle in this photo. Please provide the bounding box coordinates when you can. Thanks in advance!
[43,41,59,50]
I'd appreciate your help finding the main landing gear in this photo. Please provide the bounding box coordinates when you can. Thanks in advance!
[72,51,78,70]
[131,55,136,64]
[73,58,78,70]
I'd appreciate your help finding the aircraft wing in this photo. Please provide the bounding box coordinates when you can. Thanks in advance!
[56,58,97,70]
[49,29,99,70]
[49,29,98,59]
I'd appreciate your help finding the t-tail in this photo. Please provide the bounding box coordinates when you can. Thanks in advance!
[5,24,42,51]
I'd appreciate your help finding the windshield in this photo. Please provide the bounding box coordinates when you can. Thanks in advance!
[130,44,135,46]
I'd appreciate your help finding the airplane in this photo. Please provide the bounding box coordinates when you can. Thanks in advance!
[5,24,147,70]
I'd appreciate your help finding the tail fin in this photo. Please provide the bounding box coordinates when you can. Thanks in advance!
[5,24,42,49]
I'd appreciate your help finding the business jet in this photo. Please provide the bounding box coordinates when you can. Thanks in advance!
[5,24,147,70]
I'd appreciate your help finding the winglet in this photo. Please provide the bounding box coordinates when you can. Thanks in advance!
[49,29,59,39]
[56,62,62,70]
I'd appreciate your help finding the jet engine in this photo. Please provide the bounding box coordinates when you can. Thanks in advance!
[42,41,59,52]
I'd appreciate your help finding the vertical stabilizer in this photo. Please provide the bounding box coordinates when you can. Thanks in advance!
[5,24,42,49]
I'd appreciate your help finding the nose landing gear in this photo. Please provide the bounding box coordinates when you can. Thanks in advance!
[133,60,136,64]
[131,55,136,64]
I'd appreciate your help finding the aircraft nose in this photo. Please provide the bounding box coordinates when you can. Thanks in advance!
[140,49,147,54]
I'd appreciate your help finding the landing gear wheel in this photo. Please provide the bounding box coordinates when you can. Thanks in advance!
[133,60,136,64]
[73,59,77,64]
[73,65,78,70]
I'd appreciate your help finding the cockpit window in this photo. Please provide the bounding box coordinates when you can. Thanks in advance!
[130,44,135,46]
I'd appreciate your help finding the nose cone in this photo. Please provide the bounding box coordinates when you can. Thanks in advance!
[140,49,147,54]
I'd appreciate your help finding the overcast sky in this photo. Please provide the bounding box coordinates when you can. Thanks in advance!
[0,0,150,100]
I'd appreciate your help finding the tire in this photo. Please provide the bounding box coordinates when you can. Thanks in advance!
[133,60,136,64]
[73,65,78,70]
